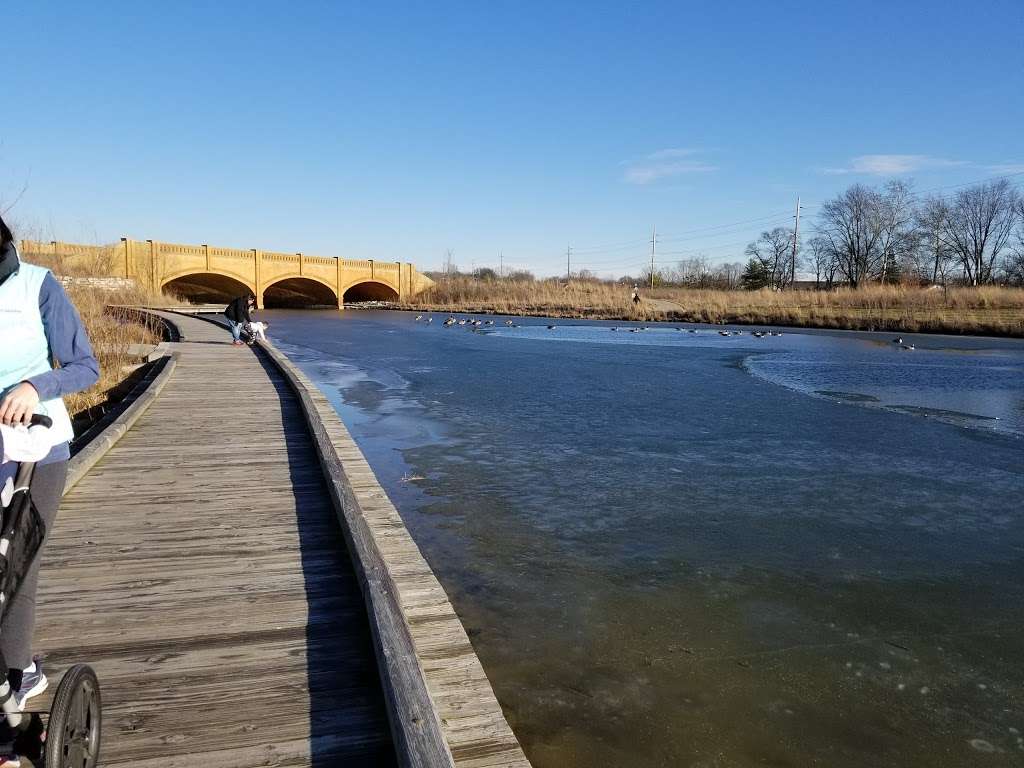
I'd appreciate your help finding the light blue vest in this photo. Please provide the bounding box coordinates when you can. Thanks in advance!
[0,258,75,446]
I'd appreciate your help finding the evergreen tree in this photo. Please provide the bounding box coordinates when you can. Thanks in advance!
[741,258,769,290]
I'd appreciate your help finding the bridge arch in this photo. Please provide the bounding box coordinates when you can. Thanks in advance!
[162,272,255,304]
[262,275,339,308]
[342,279,400,304]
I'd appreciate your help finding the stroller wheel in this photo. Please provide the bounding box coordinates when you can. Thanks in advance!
[45,664,101,768]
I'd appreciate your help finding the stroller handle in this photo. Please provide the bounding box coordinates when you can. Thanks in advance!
[29,414,52,429]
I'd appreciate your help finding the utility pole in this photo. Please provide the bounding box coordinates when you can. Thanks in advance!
[791,197,801,287]
[650,225,657,289]
[566,244,572,282]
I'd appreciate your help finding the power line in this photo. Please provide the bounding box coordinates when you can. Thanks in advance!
[655,237,762,256]
[571,239,651,256]
[657,210,794,241]
[573,252,652,267]
[658,217,796,244]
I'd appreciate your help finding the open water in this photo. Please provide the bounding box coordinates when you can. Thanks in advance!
[265,309,1024,767]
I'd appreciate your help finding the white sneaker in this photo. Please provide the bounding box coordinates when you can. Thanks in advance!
[13,661,47,711]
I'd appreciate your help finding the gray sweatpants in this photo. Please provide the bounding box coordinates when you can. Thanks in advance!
[0,460,66,672]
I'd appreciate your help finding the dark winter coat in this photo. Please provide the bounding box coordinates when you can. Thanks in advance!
[224,296,252,323]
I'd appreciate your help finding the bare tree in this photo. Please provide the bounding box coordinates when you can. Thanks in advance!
[670,255,714,288]
[914,195,955,284]
[639,264,658,288]
[1004,198,1024,285]
[877,180,918,283]
[942,179,1019,285]
[442,249,457,277]
[718,261,743,289]
[745,227,794,289]
[807,235,837,289]
[816,184,886,287]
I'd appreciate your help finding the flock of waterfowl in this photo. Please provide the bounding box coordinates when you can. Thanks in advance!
[413,315,796,337]
[411,315,516,327]
[413,314,918,348]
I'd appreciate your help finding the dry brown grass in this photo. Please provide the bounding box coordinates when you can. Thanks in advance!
[10,241,189,420]
[405,277,655,319]
[14,244,189,419]
[647,284,1024,335]
[61,282,174,419]
[405,277,1024,336]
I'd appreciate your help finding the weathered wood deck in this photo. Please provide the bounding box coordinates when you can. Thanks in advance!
[34,313,397,766]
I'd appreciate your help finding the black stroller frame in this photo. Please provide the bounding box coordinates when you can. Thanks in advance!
[0,415,101,767]
[239,322,258,346]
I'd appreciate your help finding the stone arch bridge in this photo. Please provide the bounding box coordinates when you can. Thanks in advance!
[19,238,433,308]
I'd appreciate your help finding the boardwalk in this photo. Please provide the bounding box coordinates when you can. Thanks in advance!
[34,313,396,766]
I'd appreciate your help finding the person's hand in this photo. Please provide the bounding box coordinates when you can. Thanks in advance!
[0,382,41,426]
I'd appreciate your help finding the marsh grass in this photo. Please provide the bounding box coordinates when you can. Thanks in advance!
[61,282,174,419]
[404,277,657,319]
[405,277,1024,336]
[647,285,1024,335]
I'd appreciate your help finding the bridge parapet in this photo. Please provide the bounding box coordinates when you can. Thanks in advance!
[18,237,432,308]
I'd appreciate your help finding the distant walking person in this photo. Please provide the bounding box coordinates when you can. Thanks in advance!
[224,294,256,346]
[0,213,100,767]
[632,284,641,305]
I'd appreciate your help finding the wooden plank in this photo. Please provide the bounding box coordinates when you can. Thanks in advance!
[33,312,396,767]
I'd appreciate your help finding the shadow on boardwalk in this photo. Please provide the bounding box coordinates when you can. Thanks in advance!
[250,353,399,767]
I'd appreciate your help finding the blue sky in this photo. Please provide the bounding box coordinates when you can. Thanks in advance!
[4,1,1022,277]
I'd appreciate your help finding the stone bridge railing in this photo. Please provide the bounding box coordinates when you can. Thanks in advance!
[19,237,433,308]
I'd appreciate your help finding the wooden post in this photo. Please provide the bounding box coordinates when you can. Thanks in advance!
[121,238,130,278]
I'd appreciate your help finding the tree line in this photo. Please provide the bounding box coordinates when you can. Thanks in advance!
[430,178,1024,291]
[641,179,1024,290]
[741,179,1023,290]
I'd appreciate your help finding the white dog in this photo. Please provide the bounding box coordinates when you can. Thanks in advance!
[245,321,269,341]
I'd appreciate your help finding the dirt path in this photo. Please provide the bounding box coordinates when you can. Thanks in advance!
[645,298,686,314]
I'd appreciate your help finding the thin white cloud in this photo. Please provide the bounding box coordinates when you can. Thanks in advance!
[821,154,968,176]
[986,162,1024,175]
[646,148,701,160]
[623,148,717,185]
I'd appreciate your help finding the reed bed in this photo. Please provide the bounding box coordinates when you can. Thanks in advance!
[404,277,1024,336]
